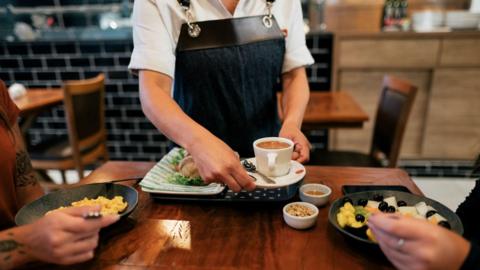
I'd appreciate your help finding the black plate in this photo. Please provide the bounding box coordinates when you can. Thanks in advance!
[15,183,138,226]
[328,190,464,245]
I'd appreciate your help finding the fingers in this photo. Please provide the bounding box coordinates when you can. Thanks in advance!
[369,222,413,253]
[99,214,121,228]
[219,174,242,192]
[232,168,256,191]
[59,251,95,265]
[369,222,421,270]
[59,233,100,258]
[292,151,300,160]
[293,143,310,163]
[368,214,427,240]
[58,208,119,234]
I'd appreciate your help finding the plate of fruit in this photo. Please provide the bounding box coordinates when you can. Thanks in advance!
[328,190,464,245]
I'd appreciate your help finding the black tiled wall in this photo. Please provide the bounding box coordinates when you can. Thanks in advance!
[1,0,134,33]
[0,33,334,161]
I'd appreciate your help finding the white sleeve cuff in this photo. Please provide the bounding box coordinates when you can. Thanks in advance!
[282,45,314,73]
[128,47,176,79]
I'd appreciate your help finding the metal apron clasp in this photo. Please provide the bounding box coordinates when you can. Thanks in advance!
[182,5,201,38]
[263,1,273,28]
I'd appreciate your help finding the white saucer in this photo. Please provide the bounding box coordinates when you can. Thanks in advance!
[244,158,306,189]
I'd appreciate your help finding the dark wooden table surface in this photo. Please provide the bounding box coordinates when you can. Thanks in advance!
[30,161,421,270]
[279,91,370,130]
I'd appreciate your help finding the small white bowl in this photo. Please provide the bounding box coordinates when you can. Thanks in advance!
[299,183,332,207]
[283,202,319,230]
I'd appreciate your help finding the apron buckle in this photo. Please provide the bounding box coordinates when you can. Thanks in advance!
[188,23,202,38]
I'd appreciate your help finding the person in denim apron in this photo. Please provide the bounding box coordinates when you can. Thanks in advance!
[129,0,314,192]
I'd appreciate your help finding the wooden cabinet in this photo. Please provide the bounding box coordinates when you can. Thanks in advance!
[440,40,480,67]
[339,40,440,68]
[332,32,480,160]
[423,69,480,159]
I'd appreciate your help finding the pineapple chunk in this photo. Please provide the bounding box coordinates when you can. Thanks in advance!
[350,221,363,228]
[366,228,377,243]
[337,213,348,228]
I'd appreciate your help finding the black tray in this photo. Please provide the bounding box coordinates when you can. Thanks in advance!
[150,181,302,203]
[342,185,411,195]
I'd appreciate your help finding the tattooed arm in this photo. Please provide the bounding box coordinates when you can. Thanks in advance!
[0,227,35,269]
[11,124,44,207]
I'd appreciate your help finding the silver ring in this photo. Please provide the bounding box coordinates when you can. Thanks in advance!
[396,238,405,250]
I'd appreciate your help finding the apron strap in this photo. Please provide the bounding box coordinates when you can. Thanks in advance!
[177,0,278,37]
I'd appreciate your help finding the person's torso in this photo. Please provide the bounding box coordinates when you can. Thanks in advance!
[0,115,19,229]
[171,0,285,156]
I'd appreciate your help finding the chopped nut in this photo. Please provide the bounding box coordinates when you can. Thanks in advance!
[287,204,314,217]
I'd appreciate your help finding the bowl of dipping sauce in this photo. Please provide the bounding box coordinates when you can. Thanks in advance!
[283,202,319,230]
[299,183,332,207]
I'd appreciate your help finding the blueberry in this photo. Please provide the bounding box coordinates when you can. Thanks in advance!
[397,201,407,207]
[426,210,437,218]
[387,206,396,213]
[378,201,388,212]
[343,197,353,205]
[373,194,384,202]
[355,214,365,223]
[438,221,451,230]
[357,199,368,207]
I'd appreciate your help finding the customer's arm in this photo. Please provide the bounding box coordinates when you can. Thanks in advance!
[369,214,470,270]
[138,70,255,192]
[11,124,43,206]
[279,67,310,163]
[0,205,119,269]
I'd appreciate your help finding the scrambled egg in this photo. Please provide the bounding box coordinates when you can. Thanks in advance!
[48,196,128,215]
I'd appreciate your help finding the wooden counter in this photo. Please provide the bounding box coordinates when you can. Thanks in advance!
[331,30,480,160]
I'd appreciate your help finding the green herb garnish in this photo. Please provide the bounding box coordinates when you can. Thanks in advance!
[170,149,186,166]
[166,172,206,186]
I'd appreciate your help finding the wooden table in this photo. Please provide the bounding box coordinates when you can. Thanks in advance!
[13,88,63,135]
[279,91,369,130]
[30,161,421,270]
[14,88,63,116]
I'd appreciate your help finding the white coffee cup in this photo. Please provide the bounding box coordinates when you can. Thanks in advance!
[253,137,294,177]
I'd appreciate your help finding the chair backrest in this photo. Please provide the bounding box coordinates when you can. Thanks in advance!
[370,76,417,168]
[63,74,107,169]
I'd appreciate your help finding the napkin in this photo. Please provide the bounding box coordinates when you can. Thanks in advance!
[8,83,27,100]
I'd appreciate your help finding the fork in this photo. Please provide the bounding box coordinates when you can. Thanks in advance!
[242,160,276,184]
[83,211,103,220]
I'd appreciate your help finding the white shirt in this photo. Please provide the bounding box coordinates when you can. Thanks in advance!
[128,0,314,78]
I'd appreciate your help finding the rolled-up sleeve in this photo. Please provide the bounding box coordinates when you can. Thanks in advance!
[128,0,176,78]
[282,0,314,73]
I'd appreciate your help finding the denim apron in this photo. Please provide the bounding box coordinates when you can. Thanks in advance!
[174,0,285,157]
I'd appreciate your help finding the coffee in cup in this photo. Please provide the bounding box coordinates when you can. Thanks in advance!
[253,137,294,177]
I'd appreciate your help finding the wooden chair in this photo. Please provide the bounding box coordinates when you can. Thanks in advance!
[309,76,417,168]
[30,74,108,181]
